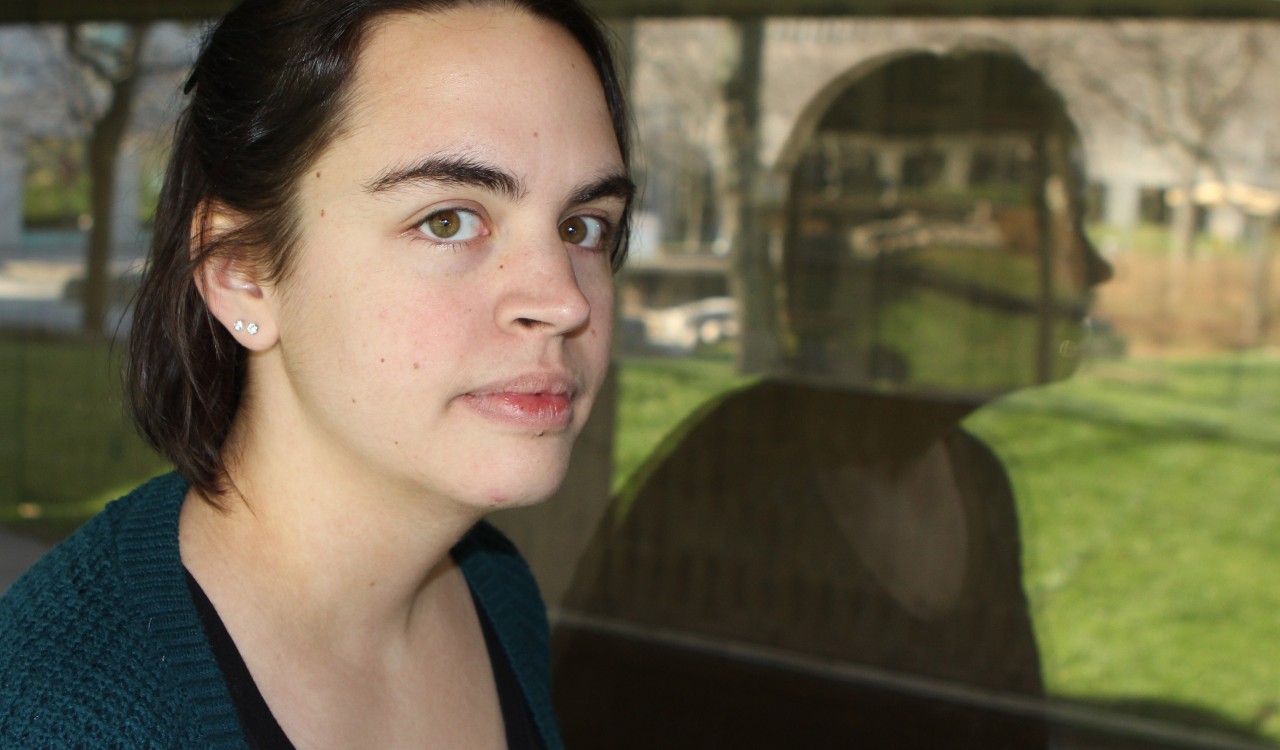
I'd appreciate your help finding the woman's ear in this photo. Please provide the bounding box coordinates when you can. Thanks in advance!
[192,203,279,351]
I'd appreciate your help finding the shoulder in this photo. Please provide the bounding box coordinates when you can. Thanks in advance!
[0,487,132,662]
[612,380,764,506]
[944,426,1015,498]
[0,473,210,747]
[0,473,187,621]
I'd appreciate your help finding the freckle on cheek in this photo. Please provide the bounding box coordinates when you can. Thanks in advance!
[320,209,325,218]
[412,362,421,370]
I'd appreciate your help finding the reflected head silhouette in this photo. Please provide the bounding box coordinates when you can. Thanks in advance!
[784,49,1111,397]
[553,48,1088,750]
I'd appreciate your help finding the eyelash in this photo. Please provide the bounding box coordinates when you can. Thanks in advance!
[410,207,616,253]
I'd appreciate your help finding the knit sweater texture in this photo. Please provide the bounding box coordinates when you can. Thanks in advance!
[0,472,563,749]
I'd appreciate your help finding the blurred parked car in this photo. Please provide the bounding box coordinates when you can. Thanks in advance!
[641,296,738,352]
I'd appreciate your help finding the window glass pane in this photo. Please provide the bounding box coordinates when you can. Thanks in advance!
[1,22,192,553]
[2,9,1276,750]
[524,16,1280,750]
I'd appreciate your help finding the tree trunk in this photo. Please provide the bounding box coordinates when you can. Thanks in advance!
[79,23,148,337]
[1033,134,1056,384]
[682,157,705,254]
[1242,214,1274,347]
[1165,173,1198,308]
[722,19,778,373]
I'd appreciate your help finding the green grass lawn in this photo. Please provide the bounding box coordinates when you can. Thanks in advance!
[0,335,171,541]
[613,351,1280,744]
[968,355,1280,742]
[4,335,1277,742]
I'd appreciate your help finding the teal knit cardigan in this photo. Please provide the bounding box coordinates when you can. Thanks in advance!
[0,473,563,749]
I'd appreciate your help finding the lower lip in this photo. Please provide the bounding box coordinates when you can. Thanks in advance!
[462,392,574,430]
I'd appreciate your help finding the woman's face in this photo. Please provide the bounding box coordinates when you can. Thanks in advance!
[256,7,627,511]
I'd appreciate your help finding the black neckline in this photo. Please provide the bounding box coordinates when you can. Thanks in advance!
[183,568,544,749]
[184,569,296,750]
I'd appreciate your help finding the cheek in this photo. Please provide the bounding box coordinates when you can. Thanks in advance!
[577,255,615,312]
[582,268,616,350]
[386,291,480,362]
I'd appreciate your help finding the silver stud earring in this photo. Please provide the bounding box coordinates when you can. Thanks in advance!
[233,320,244,332]
[247,323,259,335]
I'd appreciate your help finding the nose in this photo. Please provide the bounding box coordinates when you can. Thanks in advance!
[1078,223,1114,287]
[495,237,593,336]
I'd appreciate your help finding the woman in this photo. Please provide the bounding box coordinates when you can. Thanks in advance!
[0,0,632,747]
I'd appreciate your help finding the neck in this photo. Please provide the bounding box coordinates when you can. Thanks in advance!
[179,411,484,663]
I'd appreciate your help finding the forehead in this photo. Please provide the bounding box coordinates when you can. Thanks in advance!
[322,6,619,178]
[358,5,571,83]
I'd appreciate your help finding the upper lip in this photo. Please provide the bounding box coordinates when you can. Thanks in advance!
[465,371,578,398]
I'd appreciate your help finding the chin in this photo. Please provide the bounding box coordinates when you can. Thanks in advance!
[475,475,568,511]
[465,439,576,511]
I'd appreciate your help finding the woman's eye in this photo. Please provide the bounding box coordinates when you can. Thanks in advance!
[418,208,483,242]
[559,215,609,250]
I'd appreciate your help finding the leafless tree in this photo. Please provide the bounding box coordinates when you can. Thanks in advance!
[58,22,152,337]
[639,20,782,368]
[633,21,738,255]
[1043,22,1267,306]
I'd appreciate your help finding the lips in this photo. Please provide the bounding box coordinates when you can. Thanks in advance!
[461,373,577,430]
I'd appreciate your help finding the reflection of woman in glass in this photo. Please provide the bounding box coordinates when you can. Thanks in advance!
[555,50,1110,749]
[0,1,631,747]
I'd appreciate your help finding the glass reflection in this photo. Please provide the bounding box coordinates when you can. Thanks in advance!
[785,51,1110,394]
[554,50,1108,749]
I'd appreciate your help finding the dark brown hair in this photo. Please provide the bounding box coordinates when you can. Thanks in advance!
[126,0,631,500]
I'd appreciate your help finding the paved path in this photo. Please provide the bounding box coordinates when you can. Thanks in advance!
[0,528,51,595]
[0,230,144,333]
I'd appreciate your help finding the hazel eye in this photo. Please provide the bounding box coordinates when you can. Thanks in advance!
[418,208,483,242]
[559,215,609,250]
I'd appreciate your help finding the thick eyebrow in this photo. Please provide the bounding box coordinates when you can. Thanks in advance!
[363,153,526,200]
[569,173,635,209]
